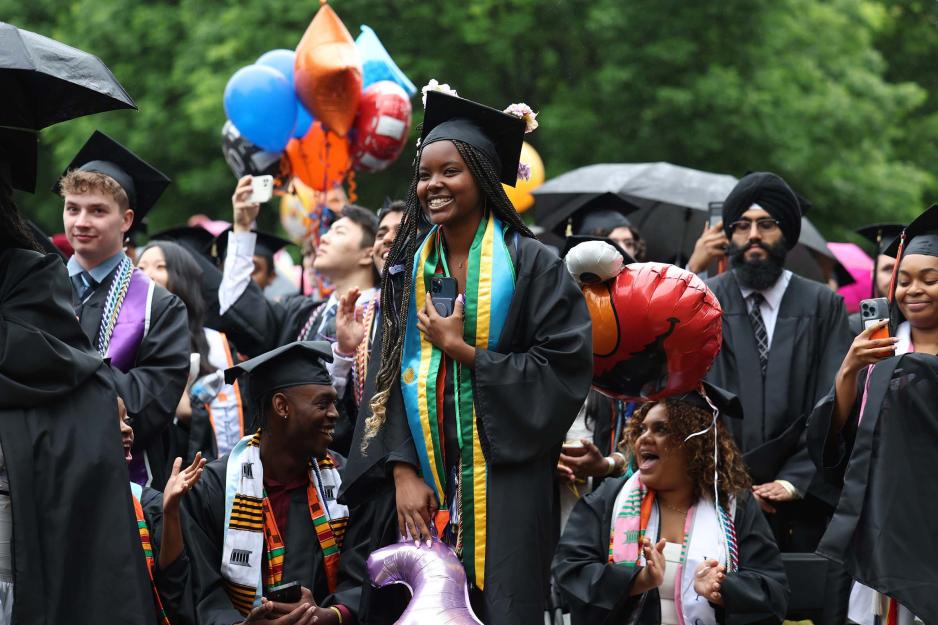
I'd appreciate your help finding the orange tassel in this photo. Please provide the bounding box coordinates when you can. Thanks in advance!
[887,232,906,303]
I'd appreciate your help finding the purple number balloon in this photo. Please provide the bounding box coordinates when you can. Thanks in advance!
[366,538,483,625]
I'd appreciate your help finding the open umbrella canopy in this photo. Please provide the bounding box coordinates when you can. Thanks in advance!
[532,162,737,263]
[0,21,136,130]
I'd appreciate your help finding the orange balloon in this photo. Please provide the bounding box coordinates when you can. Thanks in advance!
[294,2,362,136]
[286,121,351,192]
[502,141,545,213]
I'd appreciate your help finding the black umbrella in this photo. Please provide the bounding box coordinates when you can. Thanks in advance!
[0,21,136,130]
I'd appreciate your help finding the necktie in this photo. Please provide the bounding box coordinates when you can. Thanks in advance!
[73,271,97,302]
[747,292,769,376]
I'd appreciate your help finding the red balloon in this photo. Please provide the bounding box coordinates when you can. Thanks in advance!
[351,81,412,172]
[583,262,722,401]
[286,121,351,192]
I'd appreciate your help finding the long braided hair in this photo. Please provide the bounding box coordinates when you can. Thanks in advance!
[363,139,534,446]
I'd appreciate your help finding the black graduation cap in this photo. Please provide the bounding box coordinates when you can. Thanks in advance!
[420,90,526,187]
[212,228,294,266]
[0,126,39,193]
[857,223,905,257]
[52,130,171,226]
[224,341,334,404]
[547,192,640,238]
[672,381,742,420]
[149,226,215,256]
[882,205,938,259]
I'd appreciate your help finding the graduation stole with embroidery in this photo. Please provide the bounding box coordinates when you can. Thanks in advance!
[129,482,171,625]
[607,473,739,625]
[220,431,349,615]
[400,211,515,589]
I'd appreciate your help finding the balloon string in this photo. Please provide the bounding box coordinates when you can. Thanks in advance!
[347,170,358,204]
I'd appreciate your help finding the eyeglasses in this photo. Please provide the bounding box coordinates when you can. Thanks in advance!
[728,218,780,235]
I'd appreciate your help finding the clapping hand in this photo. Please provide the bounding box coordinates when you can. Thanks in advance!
[694,560,725,605]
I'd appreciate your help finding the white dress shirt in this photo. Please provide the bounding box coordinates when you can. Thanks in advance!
[737,269,792,348]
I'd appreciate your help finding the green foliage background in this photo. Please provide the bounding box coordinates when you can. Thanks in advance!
[7,0,938,245]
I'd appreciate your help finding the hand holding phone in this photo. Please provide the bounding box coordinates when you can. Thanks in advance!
[429,276,458,318]
[248,175,274,204]
[860,298,890,340]
[266,581,301,604]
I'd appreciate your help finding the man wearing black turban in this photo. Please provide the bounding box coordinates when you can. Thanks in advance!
[704,172,853,625]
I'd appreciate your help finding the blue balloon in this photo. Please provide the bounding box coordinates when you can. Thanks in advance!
[256,49,296,90]
[355,25,417,97]
[224,64,297,152]
[294,102,314,138]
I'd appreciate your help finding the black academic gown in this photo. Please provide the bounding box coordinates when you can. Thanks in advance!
[74,262,189,490]
[0,249,154,625]
[806,354,938,624]
[139,486,196,625]
[345,234,593,625]
[552,476,789,625]
[182,454,347,625]
[704,271,852,512]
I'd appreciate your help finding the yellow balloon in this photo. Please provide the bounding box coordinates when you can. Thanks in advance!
[503,141,545,213]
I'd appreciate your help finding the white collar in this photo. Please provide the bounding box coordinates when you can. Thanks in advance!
[737,269,792,310]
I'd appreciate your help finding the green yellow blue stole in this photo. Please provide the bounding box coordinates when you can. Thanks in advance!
[400,212,515,589]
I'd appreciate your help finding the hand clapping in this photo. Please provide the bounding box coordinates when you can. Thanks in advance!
[694,559,726,605]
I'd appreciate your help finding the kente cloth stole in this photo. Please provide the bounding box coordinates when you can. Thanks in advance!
[608,472,738,625]
[129,482,171,625]
[221,431,349,614]
[99,259,155,372]
[399,211,515,589]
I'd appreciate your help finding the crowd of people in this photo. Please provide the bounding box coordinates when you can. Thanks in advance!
[2,80,936,625]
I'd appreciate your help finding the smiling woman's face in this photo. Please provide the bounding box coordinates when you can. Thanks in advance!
[416,140,481,228]
[896,253,938,329]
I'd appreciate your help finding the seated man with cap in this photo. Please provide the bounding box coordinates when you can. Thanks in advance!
[182,341,355,625]
[57,130,190,490]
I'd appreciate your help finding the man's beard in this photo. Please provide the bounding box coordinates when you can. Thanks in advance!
[729,239,787,291]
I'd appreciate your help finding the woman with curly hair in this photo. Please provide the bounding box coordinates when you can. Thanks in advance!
[351,87,593,625]
[553,385,789,625]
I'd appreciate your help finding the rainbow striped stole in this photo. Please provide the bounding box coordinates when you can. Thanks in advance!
[399,212,515,589]
[129,482,171,625]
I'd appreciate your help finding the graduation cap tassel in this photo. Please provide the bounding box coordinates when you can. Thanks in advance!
[887,231,907,304]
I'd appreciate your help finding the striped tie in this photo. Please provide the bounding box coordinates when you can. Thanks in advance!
[748,293,769,376]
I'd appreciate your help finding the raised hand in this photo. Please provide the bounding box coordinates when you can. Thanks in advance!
[335,287,365,355]
[163,453,206,515]
[232,175,260,233]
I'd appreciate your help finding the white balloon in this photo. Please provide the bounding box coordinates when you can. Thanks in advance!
[564,240,625,285]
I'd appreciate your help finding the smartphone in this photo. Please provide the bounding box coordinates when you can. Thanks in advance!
[249,175,274,204]
[708,201,724,229]
[429,276,458,317]
[860,297,890,340]
[267,581,301,603]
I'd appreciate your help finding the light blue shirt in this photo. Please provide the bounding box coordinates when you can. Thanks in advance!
[66,250,127,282]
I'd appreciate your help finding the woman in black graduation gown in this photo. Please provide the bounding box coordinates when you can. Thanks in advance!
[806,205,938,625]
[553,388,788,625]
[117,398,203,625]
[361,87,593,625]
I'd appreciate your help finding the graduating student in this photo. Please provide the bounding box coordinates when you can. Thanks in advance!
[703,172,852,530]
[118,398,204,625]
[217,184,379,454]
[56,130,190,489]
[137,236,249,461]
[552,385,788,625]
[361,87,593,625]
[0,128,154,624]
[182,341,355,625]
[807,205,938,625]
[847,224,903,334]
